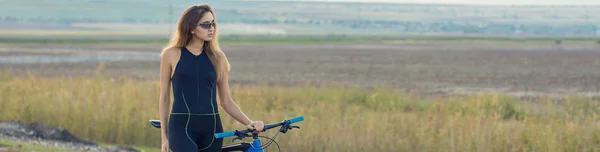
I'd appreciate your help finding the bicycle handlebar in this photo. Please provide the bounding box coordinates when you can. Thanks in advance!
[215,116,304,139]
[289,116,304,123]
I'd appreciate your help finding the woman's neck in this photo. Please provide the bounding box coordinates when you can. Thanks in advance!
[186,39,204,53]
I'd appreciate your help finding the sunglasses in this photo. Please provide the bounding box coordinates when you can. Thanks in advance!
[195,22,215,29]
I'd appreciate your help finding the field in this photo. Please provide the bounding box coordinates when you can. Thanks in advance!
[3,1,600,151]
[1,38,600,152]
[1,39,600,98]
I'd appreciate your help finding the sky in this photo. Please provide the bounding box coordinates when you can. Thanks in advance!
[258,0,600,5]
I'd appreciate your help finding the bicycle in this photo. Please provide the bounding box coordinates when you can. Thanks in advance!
[148,116,304,152]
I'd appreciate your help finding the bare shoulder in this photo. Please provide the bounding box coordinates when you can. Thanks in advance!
[215,49,227,56]
[161,47,181,64]
[216,50,230,61]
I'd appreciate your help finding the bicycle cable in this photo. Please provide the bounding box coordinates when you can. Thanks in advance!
[260,130,281,149]
[247,130,282,152]
[258,135,281,152]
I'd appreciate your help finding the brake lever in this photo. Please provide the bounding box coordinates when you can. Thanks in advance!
[232,135,244,142]
[279,122,301,133]
[232,133,251,142]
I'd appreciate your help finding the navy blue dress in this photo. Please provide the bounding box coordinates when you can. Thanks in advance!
[168,46,223,152]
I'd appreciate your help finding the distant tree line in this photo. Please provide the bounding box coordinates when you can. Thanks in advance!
[239,18,600,36]
[1,16,161,24]
[2,15,598,36]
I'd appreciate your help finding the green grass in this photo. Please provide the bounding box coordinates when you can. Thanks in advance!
[1,34,598,45]
[0,138,161,152]
[130,146,160,152]
[0,138,70,152]
[0,34,391,44]
[0,37,170,44]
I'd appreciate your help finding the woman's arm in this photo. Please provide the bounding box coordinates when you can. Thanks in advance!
[159,50,174,140]
[217,52,263,133]
[217,71,254,126]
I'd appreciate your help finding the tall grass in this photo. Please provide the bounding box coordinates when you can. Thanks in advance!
[0,72,599,152]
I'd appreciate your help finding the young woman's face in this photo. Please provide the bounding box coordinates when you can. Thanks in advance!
[192,12,215,41]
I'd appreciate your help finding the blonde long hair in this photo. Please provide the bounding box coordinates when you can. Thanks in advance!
[160,4,230,81]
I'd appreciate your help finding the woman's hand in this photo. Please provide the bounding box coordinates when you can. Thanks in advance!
[161,136,169,152]
[246,121,265,134]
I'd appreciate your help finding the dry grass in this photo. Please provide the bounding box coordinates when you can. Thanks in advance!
[0,71,599,152]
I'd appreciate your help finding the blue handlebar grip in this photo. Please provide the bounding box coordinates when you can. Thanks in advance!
[215,131,234,138]
[289,116,304,124]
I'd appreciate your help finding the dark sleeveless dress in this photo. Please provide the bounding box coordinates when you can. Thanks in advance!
[168,46,223,152]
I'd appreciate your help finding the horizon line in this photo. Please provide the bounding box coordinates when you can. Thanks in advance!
[232,0,600,6]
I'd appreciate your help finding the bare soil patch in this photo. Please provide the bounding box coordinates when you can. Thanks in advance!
[1,42,599,98]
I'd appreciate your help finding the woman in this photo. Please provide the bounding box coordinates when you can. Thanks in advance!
[158,4,264,152]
